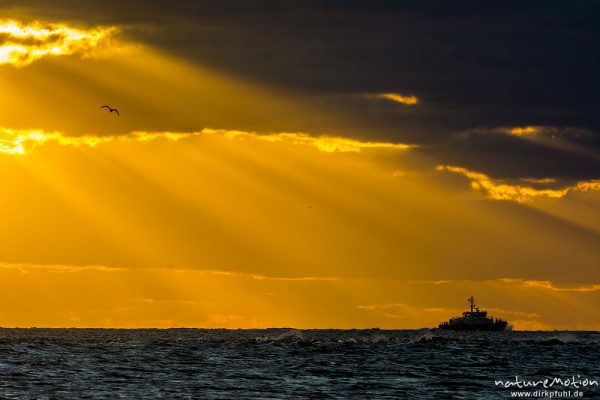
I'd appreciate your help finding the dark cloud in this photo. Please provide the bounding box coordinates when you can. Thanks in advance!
[425,127,600,182]
[1,0,599,180]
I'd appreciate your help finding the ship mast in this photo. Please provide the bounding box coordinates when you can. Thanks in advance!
[467,296,476,312]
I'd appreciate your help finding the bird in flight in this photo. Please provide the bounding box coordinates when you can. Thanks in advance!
[100,105,119,116]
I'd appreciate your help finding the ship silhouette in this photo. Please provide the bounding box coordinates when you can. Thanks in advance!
[438,296,508,331]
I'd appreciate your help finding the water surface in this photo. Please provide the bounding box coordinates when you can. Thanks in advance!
[0,328,598,399]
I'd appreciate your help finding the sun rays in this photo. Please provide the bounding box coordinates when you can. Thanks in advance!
[0,16,597,329]
[0,120,598,328]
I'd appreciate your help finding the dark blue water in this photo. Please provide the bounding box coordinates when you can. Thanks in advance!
[0,328,598,399]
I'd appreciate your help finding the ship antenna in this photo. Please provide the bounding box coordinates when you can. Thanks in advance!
[467,296,476,312]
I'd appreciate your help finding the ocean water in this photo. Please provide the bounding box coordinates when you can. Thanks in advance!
[0,328,598,399]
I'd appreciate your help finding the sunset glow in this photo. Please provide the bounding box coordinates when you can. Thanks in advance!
[0,9,597,331]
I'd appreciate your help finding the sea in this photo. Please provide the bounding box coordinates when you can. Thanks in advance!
[0,328,598,399]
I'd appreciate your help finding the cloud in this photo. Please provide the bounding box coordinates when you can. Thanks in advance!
[193,269,341,282]
[233,131,415,152]
[0,261,341,282]
[357,302,542,323]
[508,126,539,136]
[0,10,597,187]
[429,125,600,183]
[0,262,125,274]
[357,303,451,312]
[1,260,598,329]
[0,127,414,155]
[574,180,600,192]
[371,93,419,106]
[1,1,599,142]
[133,298,203,305]
[500,278,600,293]
[486,308,541,319]
[0,19,117,66]
[436,164,600,202]
[502,125,594,140]
[357,303,457,321]
[520,177,557,184]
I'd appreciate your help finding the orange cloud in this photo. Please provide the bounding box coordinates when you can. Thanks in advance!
[221,130,415,152]
[0,20,117,66]
[357,303,459,321]
[499,278,600,292]
[0,262,340,281]
[0,261,598,329]
[374,92,419,105]
[436,165,599,202]
[0,261,125,274]
[574,180,600,192]
[520,177,557,184]
[508,126,539,136]
[0,127,414,155]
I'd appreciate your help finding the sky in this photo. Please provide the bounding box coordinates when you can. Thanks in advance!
[0,0,598,329]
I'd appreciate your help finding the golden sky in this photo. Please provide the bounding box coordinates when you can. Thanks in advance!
[0,17,598,330]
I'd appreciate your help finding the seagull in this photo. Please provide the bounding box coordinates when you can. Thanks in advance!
[100,105,119,116]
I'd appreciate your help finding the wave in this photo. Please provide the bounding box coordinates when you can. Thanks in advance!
[0,328,598,346]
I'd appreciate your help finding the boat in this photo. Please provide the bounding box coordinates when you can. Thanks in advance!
[438,296,508,331]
